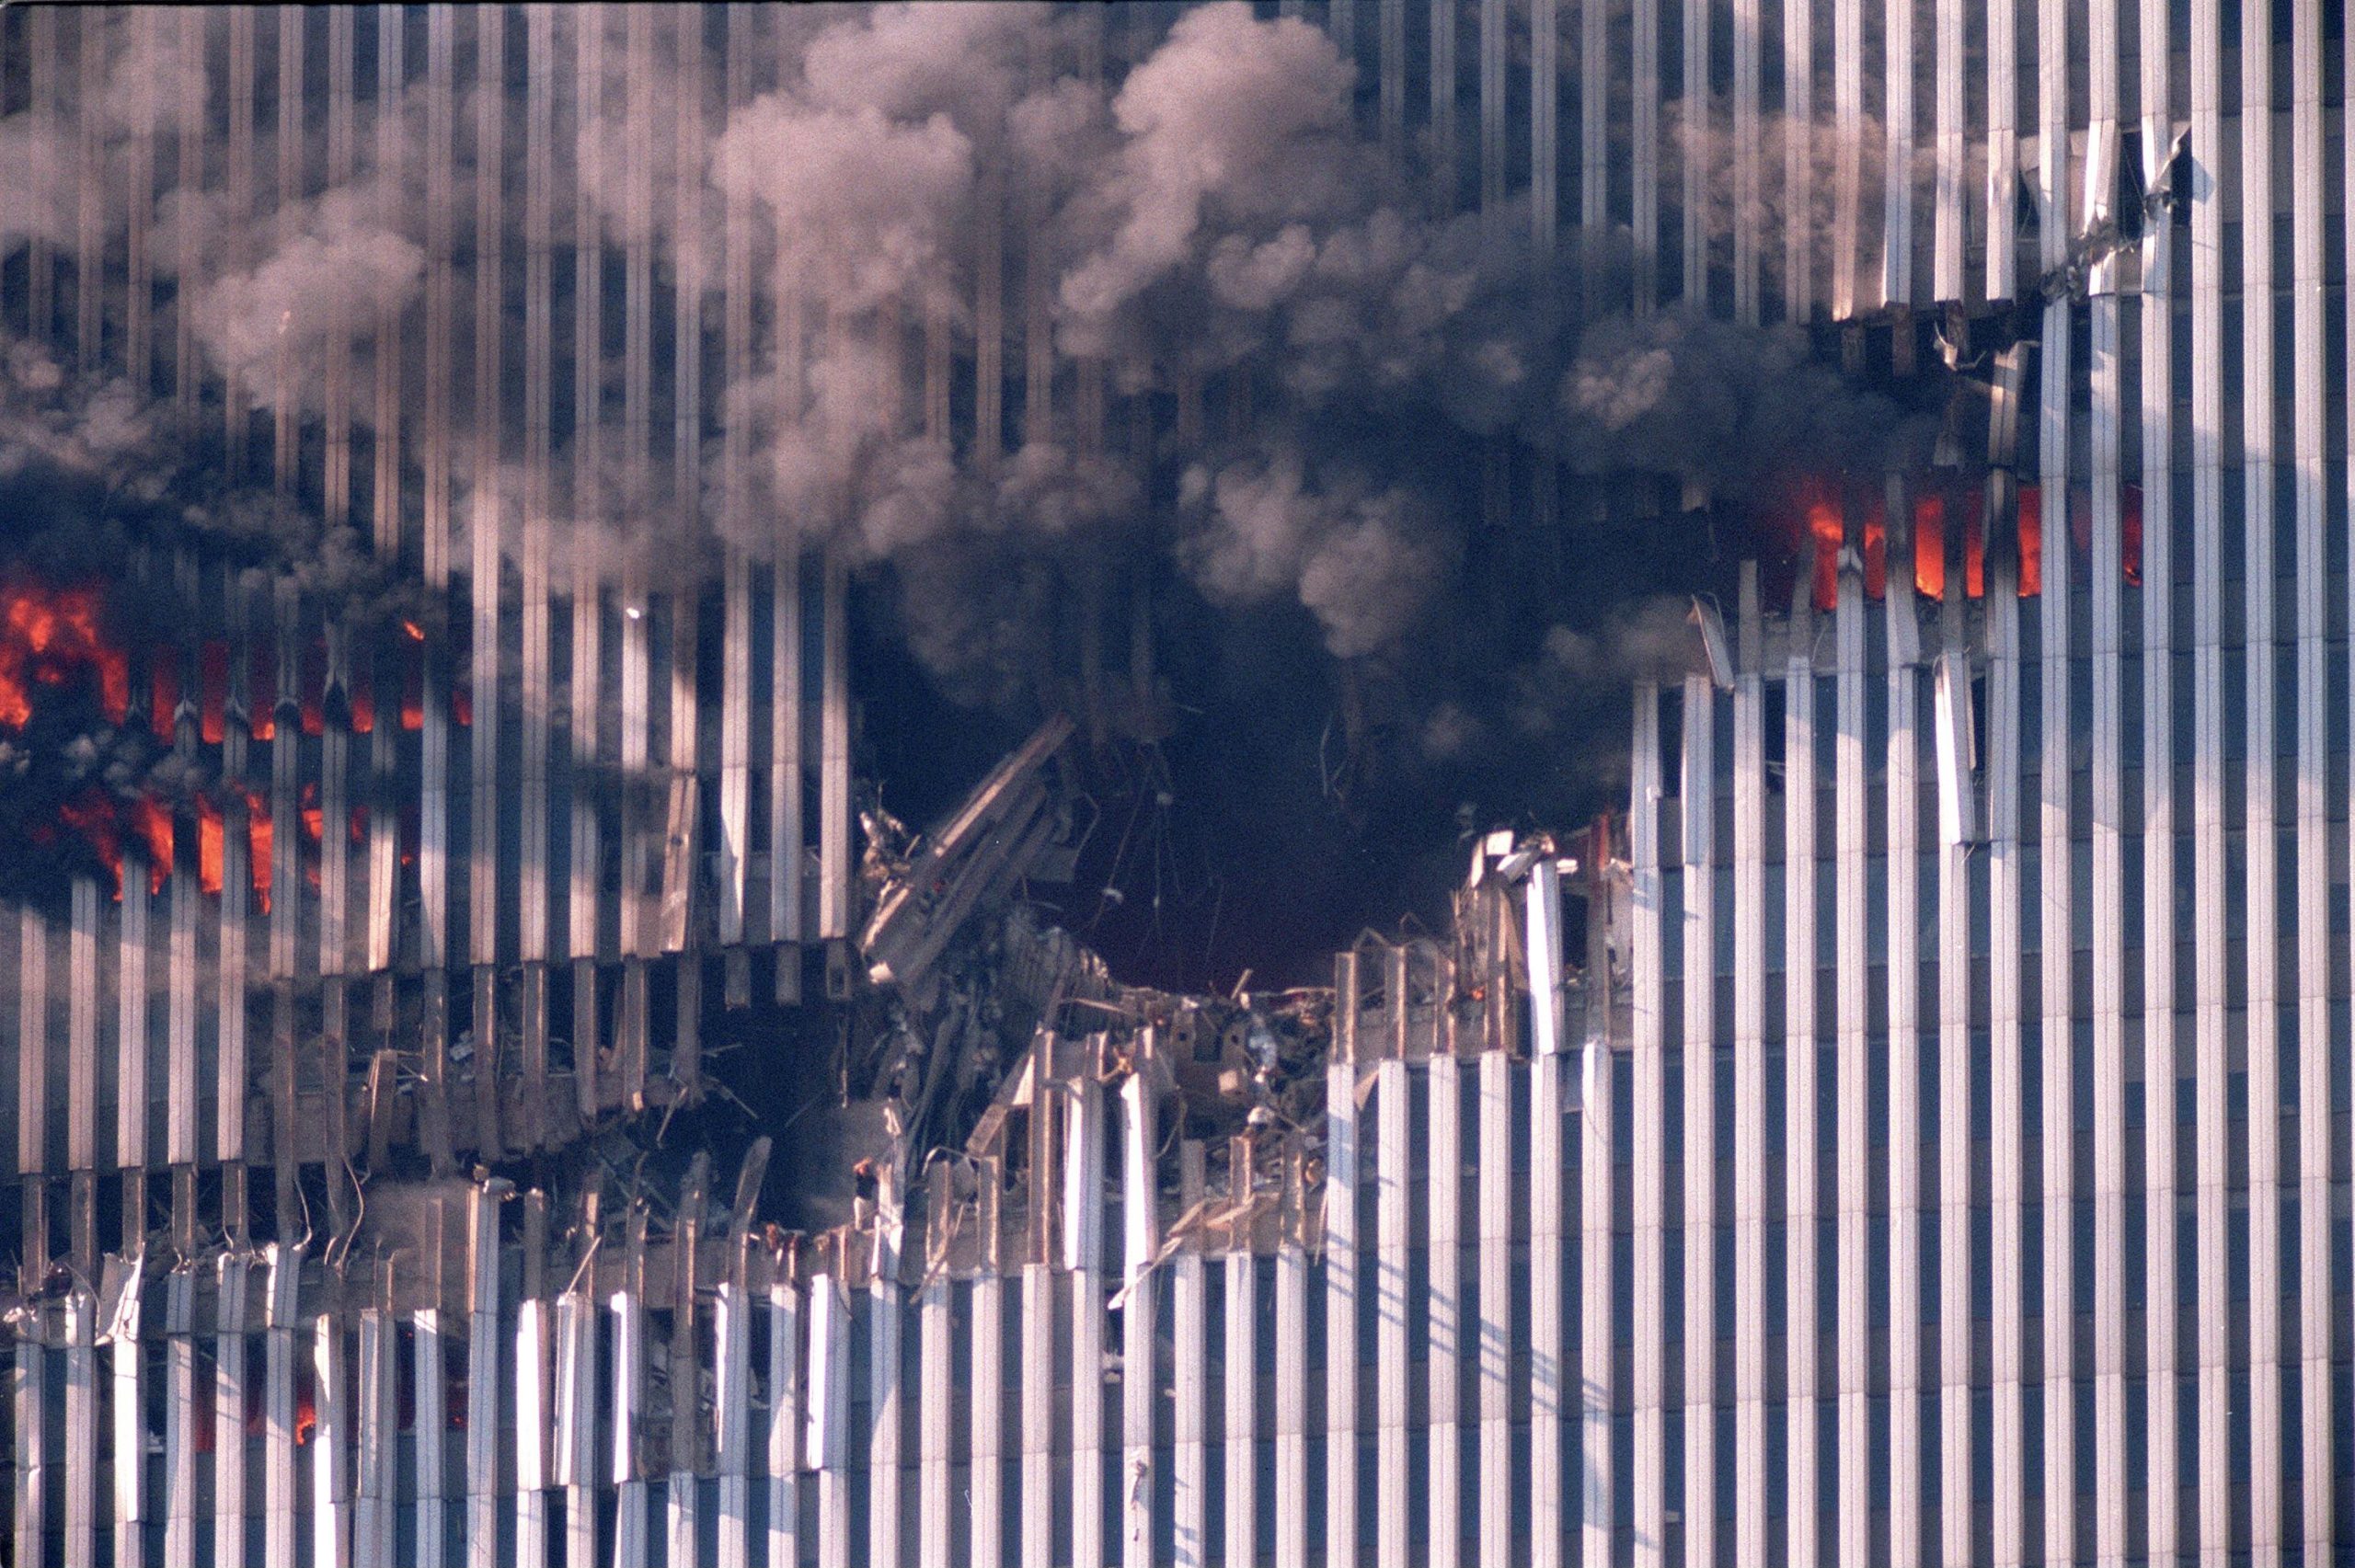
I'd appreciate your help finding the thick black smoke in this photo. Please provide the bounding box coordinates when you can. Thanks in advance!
[1,5,1956,981]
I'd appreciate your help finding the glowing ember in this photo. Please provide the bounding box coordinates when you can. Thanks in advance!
[0,579,129,729]
[402,619,425,641]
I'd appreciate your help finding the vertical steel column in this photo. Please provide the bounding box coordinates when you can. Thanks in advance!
[165,1271,197,1568]
[1784,609,1821,1568]
[466,1187,503,1568]
[315,1309,350,1568]
[918,1252,952,1568]
[1831,0,1862,317]
[1731,567,1767,1555]
[1885,492,1924,1568]
[817,552,851,949]
[356,1300,396,1568]
[1274,1159,1309,1568]
[611,1270,649,1568]
[2134,1,2179,1548]
[807,1271,849,1568]
[1325,1049,1359,1568]
[366,6,405,981]
[1631,684,1664,1568]
[1174,1143,1209,1568]
[1733,0,1762,320]
[1936,560,1978,1568]
[417,1282,450,1568]
[1986,473,2027,1568]
[1475,1043,1513,1568]
[1782,0,1815,319]
[1931,0,1964,300]
[515,1261,552,1568]
[213,1254,249,1568]
[13,1306,43,1568]
[17,909,45,1180]
[1579,945,1614,1568]
[1833,503,1870,1568]
[2288,2,2333,1556]
[1681,0,1707,305]
[1020,1245,1053,1568]
[1224,1146,1260,1568]
[1428,1045,1464,1568]
[1123,1070,1160,1568]
[109,1268,145,1568]
[1068,1073,1105,1568]
[514,1,555,1132]
[1631,0,1658,312]
[1375,1059,1411,1568]
[1880,0,1915,306]
[66,878,96,1181]
[717,12,754,973]
[262,1248,298,1568]
[2187,0,2227,1555]
[1680,676,1717,1568]
[63,1288,93,1568]
[569,9,607,1119]
[714,1281,753,1568]
[119,853,150,1186]
[556,1286,602,1568]
[2085,9,2129,1543]
[2034,7,2080,1556]
[766,1275,803,1568]
[2237,3,2285,1551]
[971,1169,1005,1568]
[1984,0,2017,302]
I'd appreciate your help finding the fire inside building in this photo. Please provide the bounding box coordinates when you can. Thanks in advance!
[0,4,2348,1567]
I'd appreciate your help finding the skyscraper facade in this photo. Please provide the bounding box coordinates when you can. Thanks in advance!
[1,5,2347,1567]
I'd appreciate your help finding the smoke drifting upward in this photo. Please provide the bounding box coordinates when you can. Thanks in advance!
[0,5,1957,980]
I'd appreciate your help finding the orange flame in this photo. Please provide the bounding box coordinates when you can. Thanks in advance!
[2017,485,2043,598]
[247,791,273,913]
[1801,479,1842,612]
[1913,493,1947,600]
[199,795,224,896]
[0,580,129,729]
[55,792,123,897]
[131,796,171,893]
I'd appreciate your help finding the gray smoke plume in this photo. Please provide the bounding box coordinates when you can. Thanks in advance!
[0,3,1940,958]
